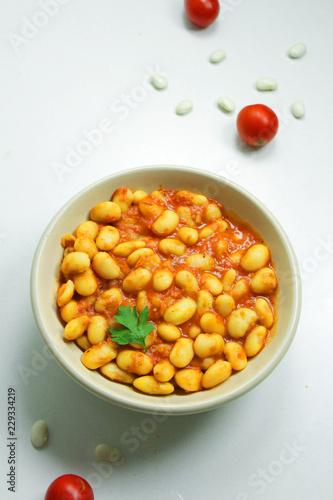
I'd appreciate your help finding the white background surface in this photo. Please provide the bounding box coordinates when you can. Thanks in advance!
[1,0,333,499]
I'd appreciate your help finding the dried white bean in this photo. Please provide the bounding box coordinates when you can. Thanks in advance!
[95,444,124,464]
[218,96,235,113]
[210,49,227,64]
[31,420,48,448]
[256,77,278,91]
[288,42,306,59]
[291,100,305,119]
[176,99,193,115]
[151,73,168,90]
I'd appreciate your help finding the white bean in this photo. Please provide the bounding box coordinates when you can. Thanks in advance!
[200,312,225,335]
[152,267,174,292]
[61,252,90,275]
[196,356,215,371]
[100,362,136,384]
[244,326,267,357]
[60,299,78,323]
[92,252,120,280]
[230,278,250,302]
[222,269,236,291]
[256,77,278,91]
[74,238,98,260]
[176,191,208,206]
[218,96,235,113]
[187,324,202,339]
[73,268,98,297]
[76,334,91,351]
[255,298,274,328]
[159,238,186,256]
[157,323,181,342]
[251,267,277,294]
[64,315,90,340]
[175,269,199,294]
[199,219,228,239]
[178,227,198,246]
[127,248,154,267]
[96,226,120,251]
[122,268,151,293]
[240,244,270,272]
[177,206,196,227]
[151,73,168,90]
[61,234,76,248]
[186,253,215,271]
[224,342,247,371]
[203,204,222,222]
[201,273,223,296]
[176,99,193,115]
[81,340,118,369]
[111,188,134,213]
[113,240,145,257]
[210,49,227,64]
[194,333,224,358]
[136,290,149,313]
[133,376,174,395]
[215,294,235,318]
[133,190,147,205]
[95,288,122,313]
[291,100,305,119]
[139,197,163,218]
[95,444,124,464]
[174,368,202,392]
[202,360,232,389]
[196,290,214,316]
[75,221,99,240]
[87,315,108,344]
[31,420,48,448]
[90,201,121,223]
[163,298,197,325]
[288,42,306,59]
[169,338,194,368]
[226,307,258,338]
[153,359,176,382]
[152,210,179,236]
[57,280,75,307]
[116,350,153,375]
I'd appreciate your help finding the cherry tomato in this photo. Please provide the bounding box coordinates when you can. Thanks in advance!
[185,0,220,28]
[45,474,94,500]
[236,104,279,147]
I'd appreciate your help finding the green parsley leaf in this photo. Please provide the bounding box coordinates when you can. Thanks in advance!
[109,305,155,352]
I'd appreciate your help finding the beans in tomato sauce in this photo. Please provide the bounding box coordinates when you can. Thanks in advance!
[57,188,278,395]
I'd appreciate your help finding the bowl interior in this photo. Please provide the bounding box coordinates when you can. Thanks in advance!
[31,166,301,415]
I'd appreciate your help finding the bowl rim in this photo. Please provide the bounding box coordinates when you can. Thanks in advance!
[30,165,302,415]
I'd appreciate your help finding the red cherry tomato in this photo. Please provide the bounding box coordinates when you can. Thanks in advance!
[185,0,220,27]
[236,104,279,147]
[45,474,94,500]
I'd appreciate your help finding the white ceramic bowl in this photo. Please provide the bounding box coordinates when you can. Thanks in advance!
[30,166,301,415]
